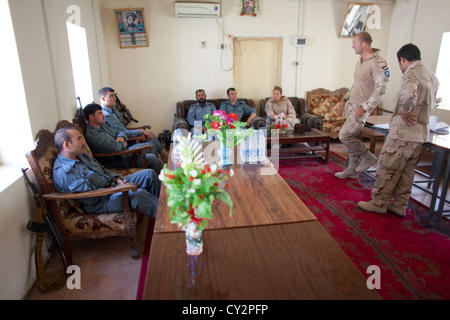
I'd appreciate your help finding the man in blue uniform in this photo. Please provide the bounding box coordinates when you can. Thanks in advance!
[53,126,160,217]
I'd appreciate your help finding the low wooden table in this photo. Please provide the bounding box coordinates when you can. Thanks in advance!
[154,163,317,233]
[266,128,330,163]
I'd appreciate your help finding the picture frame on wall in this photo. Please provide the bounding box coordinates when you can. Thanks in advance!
[114,8,149,48]
[339,2,373,37]
[241,0,257,17]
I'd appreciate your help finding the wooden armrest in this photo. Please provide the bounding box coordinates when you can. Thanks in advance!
[92,144,153,158]
[128,135,146,142]
[128,125,151,130]
[43,183,138,200]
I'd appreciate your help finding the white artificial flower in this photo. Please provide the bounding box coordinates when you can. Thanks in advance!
[190,169,198,177]
[193,179,201,185]
[187,188,196,193]
[210,164,218,174]
[230,168,234,177]
[158,171,165,181]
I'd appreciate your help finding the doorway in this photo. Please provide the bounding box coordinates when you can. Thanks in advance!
[233,37,282,113]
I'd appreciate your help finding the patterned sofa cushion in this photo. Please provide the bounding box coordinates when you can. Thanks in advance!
[306,88,349,139]
[309,94,346,121]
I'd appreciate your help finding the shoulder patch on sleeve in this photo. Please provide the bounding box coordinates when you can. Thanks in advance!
[383,66,390,78]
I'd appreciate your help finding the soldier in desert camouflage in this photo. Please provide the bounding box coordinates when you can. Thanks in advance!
[358,43,439,217]
[335,32,390,179]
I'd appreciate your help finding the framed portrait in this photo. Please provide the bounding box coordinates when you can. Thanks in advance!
[339,2,373,38]
[241,0,257,17]
[114,8,149,48]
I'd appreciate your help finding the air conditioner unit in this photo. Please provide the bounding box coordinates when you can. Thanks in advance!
[174,2,221,18]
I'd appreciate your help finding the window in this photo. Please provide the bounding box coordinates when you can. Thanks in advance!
[66,21,94,107]
[436,32,450,110]
[0,0,33,176]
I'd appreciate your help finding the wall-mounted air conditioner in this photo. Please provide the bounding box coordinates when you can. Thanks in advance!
[174,2,221,18]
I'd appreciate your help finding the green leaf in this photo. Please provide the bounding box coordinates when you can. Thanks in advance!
[196,201,212,220]
[214,189,233,216]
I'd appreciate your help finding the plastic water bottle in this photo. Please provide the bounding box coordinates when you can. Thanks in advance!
[257,130,266,163]
[266,116,270,127]
[172,129,183,169]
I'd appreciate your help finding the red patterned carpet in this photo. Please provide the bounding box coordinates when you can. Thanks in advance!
[278,153,450,300]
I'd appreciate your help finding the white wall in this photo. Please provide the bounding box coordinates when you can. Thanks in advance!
[412,0,450,123]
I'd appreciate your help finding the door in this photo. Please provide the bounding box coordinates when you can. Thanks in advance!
[233,38,282,114]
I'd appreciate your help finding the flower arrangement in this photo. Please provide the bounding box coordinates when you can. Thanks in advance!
[203,110,253,146]
[158,134,233,231]
[270,112,289,132]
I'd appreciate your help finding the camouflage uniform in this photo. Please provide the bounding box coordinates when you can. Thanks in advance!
[339,49,390,166]
[368,60,439,212]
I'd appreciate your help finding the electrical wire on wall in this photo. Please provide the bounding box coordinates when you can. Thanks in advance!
[216,17,234,71]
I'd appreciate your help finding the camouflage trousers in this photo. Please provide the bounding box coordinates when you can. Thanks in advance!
[339,102,370,164]
[370,135,423,209]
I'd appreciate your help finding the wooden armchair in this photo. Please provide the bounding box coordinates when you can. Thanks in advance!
[306,88,392,140]
[73,107,147,145]
[66,115,153,169]
[26,128,142,269]
[306,88,348,139]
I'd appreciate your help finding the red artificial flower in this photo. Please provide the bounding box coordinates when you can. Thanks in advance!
[276,124,281,129]
[211,121,221,130]
[187,203,204,226]
[284,124,288,128]
[199,194,204,199]
[189,176,194,182]
[228,113,239,120]
[229,124,235,129]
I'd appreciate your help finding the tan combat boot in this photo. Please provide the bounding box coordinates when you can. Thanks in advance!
[335,161,359,179]
[357,201,387,215]
[387,203,406,218]
[355,150,377,173]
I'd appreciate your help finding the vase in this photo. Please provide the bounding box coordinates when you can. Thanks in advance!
[185,222,203,256]
[218,141,233,166]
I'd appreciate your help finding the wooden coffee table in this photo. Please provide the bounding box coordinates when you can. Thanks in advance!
[266,128,330,163]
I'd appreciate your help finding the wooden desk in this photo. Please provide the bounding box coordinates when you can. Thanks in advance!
[266,129,330,163]
[366,115,450,226]
[143,221,380,300]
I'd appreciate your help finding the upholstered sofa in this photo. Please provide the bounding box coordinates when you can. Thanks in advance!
[259,97,323,131]
[306,88,349,139]
[173,98,257,130]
